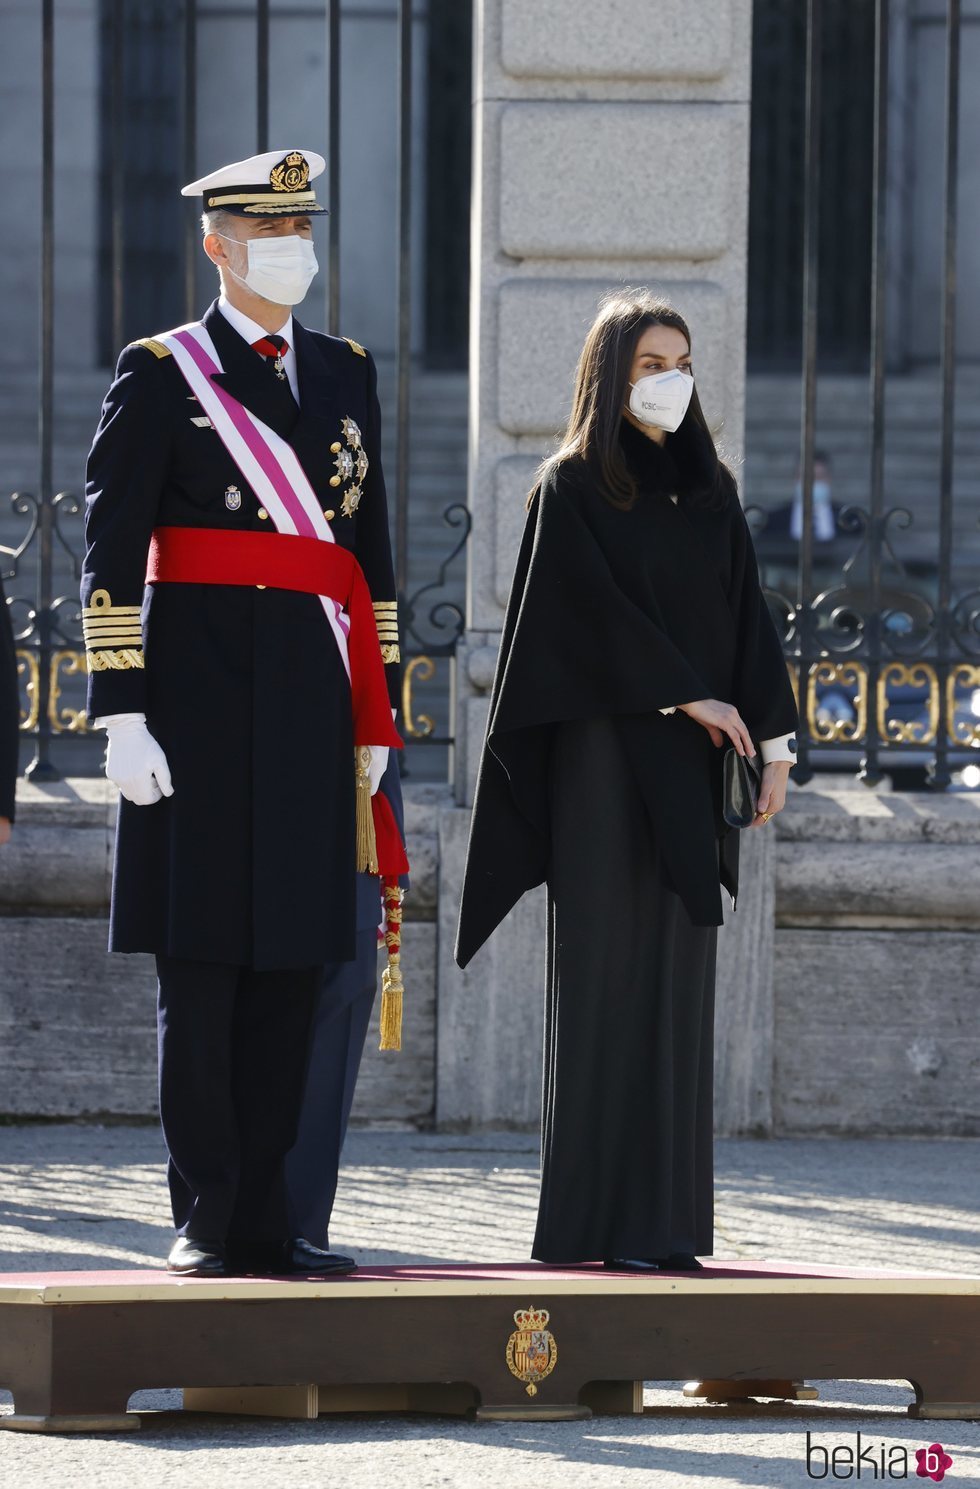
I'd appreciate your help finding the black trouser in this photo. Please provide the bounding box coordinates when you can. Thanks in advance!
[156,955,318,1242]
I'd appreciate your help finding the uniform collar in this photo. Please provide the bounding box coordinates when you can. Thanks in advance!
[203,298,298,440]
[218,294,294,351]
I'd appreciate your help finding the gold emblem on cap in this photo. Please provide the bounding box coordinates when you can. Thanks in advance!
[270,151,310,193]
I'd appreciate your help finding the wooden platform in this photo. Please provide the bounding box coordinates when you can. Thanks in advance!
[1,1258,978,1432]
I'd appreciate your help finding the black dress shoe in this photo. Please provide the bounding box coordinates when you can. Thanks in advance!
[279,1238,357,1276]
[655,1252,704,1271]
[603,1257,662,1273]
[166,1236,227,1276]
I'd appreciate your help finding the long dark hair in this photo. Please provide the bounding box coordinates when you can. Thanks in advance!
[531,290,732,512]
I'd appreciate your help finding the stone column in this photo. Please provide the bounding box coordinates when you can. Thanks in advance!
[437,0,760,1128]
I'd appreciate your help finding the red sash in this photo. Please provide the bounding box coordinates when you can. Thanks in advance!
[147,525,401,751]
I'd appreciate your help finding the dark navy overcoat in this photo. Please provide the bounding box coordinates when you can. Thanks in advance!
[81,299,400,969]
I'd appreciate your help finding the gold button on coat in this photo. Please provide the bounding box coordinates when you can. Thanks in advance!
[329,475,342,488]
[257,508,269,520]
[330,441,342,453]
[324,509,335,520]
[256,584,266,590]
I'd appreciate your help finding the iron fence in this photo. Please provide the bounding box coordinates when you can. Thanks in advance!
[749,0,978,790]
[4,0,469,782]
[5,0,977,792]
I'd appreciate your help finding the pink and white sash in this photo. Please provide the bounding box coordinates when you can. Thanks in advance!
[157,321,351,677]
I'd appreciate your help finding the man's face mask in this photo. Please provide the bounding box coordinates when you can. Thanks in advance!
[627,368,695,434]
[217,231,319,307]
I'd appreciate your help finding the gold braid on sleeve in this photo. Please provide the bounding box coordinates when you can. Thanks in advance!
[82,589,145,670]
[373,600,400,664]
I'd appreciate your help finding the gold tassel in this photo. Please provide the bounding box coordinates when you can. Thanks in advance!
[379,956,403,1051]
[379,881,404,1052]
[354,746,378,873]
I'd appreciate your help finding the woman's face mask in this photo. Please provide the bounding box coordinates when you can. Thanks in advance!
[627,367,695,434]
[217,230,319,306]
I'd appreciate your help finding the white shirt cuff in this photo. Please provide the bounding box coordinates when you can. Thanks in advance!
[659,706,677,715]
[92,712,147,730]
[760,731,797,764]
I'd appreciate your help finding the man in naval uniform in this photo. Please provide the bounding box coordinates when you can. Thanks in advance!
[81,149,403,1278]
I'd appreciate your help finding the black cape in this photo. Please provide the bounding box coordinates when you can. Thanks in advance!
[455,417,799,967]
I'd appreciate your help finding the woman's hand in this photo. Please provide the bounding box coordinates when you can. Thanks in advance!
[678,698,756,756]
[750,761,791,827]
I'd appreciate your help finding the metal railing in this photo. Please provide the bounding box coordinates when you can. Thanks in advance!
[4,0,469,781]
[749,0,977,789]
[8,1,974,790]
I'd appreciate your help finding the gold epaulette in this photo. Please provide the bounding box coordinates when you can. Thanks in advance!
[373,600,400,664]
[129,337,172,359]
[82,589,145,671]
[344,336,367,358]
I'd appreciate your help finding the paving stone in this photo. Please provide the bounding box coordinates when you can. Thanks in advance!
[0,1126,977,1487]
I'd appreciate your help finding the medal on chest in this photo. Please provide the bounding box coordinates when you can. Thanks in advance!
[328,415,369,518]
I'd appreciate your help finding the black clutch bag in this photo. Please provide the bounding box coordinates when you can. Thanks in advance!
[722,743,761,828]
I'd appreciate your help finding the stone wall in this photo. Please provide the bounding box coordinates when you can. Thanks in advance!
[772,789,980,1136]
[5,778,975,1137]
[434,783,980,1137]
[0,779,437,1126]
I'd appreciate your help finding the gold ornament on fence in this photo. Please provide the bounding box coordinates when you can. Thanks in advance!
[806,660,868,742]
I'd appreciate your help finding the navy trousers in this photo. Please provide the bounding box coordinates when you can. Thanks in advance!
[156,955,318,1242]
[285,753,408,1248]
[285,927,378,1245]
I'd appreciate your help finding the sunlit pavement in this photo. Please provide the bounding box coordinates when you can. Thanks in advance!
[1,1125,978,1488]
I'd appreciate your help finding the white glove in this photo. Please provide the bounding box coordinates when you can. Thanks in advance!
[365,745,389,796]
[364,707,398,796]
[100,713,174,806]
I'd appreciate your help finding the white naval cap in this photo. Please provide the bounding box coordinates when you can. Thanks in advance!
[181,149,328,216]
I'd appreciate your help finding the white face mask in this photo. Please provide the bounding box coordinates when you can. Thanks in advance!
[628,368,695,434]
[218,231,319,306]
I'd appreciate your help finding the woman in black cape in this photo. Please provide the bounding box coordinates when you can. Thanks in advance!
[454,293,799,1271]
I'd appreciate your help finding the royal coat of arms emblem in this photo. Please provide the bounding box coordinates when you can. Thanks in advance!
[505,1306,557,1397]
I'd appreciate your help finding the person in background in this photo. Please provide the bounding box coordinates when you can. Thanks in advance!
[790,449,837,542]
